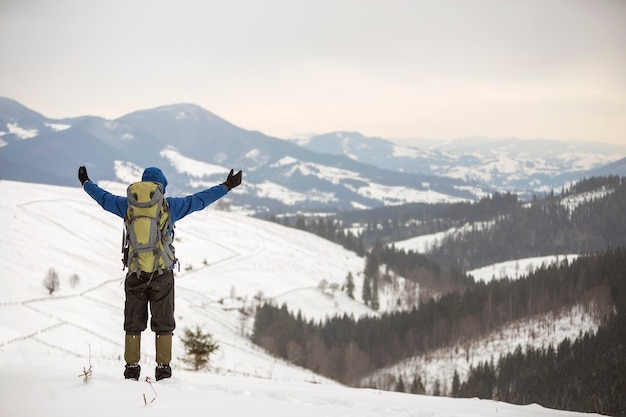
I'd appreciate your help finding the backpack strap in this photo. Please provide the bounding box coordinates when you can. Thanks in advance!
[161,199,178,271]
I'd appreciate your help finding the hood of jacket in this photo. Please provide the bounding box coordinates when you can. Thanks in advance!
[142,167,168,193]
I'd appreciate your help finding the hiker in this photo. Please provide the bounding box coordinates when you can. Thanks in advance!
[78,165,242,381]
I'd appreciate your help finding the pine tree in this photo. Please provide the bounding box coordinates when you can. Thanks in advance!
[362,275,371,305]
[179,326,219,371]
[395,375,405,392]
[345,272,355,299]
[363,247,380,307]
[410,375,426,395]
[364,248,380,281]
[451,370,461,397]
[295,215,306,230]
[371,275,380,311]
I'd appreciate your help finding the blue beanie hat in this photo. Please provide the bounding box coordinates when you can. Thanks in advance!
[142,167,168,193]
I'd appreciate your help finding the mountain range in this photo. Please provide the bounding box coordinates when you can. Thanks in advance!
[1,97,624,215]
[291,132,626,194]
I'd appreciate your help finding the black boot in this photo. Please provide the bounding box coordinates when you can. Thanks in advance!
[155,364,172,381]
[124,363,141,380]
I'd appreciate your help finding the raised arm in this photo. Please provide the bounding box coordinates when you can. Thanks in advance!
[167,169,242,223]
[78,166,127,218]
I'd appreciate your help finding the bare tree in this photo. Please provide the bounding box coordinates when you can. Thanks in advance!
[43,268,60,295]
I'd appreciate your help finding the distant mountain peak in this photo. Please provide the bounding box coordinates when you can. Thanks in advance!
[118,102,221,123]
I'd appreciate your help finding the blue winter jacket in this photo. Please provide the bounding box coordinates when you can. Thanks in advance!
[82,167,228,223]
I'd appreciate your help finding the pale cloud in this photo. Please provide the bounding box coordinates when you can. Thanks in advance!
[0,0,624,145]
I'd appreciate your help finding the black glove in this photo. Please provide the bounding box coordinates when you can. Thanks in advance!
[222,169,242,191]
[78,166,90,185]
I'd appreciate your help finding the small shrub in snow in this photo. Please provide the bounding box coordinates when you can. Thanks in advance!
[179,326,219,371]
[78,343,93,383]
[69,273,80,288]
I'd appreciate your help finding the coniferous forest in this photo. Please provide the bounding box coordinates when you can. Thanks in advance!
[253,247,625,415]
[426,176,626,270]
[458,247,626,416]
[256,176,626,416]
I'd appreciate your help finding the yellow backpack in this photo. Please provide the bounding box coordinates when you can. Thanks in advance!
[122,181,176,276]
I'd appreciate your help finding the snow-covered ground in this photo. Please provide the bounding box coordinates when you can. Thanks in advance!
[560,187,614,212]
[0,180,603,416]
[394,226,580,284]
[393,221,494,254]
[467,255,580,282]
[2,353,601,417]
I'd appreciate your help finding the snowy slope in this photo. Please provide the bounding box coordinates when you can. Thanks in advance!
[376,231,601,395]
[467,255,580,282]
[393,222,493,254]
[364,304,600,394]
[0,180,602,417]
[0,180,371,376]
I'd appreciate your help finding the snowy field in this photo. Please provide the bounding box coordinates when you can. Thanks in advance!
[393,221,494,254]
[1,354,602,417]
[0,180,604,417]
[467,254,580,282]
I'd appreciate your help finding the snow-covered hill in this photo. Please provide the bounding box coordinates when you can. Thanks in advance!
[0,180,602,416]
[364,304,600,395]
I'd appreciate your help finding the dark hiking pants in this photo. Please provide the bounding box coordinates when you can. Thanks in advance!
[124,269,175,335]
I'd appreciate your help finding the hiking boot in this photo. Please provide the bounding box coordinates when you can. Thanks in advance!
[155,364,172,381]
[124,363,141,380]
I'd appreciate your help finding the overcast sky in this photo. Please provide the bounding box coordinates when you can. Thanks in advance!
[1,0,625,145]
